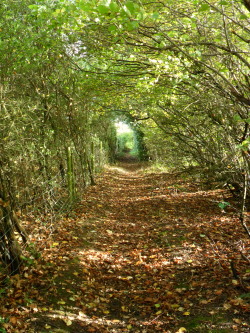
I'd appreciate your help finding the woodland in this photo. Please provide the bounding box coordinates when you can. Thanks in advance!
[1,0,250,332]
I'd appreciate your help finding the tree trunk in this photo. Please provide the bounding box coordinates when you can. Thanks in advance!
[0,205,22,275]
[66,146,75,204]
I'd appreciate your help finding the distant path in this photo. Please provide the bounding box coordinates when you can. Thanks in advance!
[26,162,249,332]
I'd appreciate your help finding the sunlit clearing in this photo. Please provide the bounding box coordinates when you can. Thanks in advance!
[115,121,132,134]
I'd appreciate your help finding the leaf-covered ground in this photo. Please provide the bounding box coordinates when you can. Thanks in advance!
[1,162,250,333]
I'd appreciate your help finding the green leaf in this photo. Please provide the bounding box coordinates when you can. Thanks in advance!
[109,1,119,13]
[0,289,6,295]
[218,201,230,210]
[125,1,135,14]
[78,2,92,11]
[154,303,161,308]
[198,4,210,12]
[242,139,250,146]
[28,4,38,10]
[233,115,242,122]
[240,14,248,20]
[240,293,250,299]
[152,12,159,20]
[126,21,139,31]
[97,5,110,14]
[219,0,229,4]
[108,24,118,33]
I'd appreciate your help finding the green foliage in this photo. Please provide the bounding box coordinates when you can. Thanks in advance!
[240,292,250,299]
[117,132,135,153]
[218,201,230,210]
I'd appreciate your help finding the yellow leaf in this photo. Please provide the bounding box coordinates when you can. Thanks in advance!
[42,307,48,311]
[57,300,66,305]
[171,304,179,308]
[52,242,59,246]
[64,319,72,326]
[45,324,51,329]
[183,311,190,316]
[175,328,187,333]
[233,318,242,324]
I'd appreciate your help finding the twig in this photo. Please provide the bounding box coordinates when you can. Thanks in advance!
[239,172,250,238]
[148,314,162,323]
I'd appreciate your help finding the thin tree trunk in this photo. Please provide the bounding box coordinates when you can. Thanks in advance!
[66,147,75,204]
[240,171,250,238]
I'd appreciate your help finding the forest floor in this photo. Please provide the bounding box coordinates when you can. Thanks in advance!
[1,161,250,333]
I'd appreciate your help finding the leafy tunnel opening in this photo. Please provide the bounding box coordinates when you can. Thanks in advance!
[115,121,137,159]
[114,120,149,162]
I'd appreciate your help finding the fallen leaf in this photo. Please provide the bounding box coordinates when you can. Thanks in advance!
[9,317,17,325]
[154,303,161,308]
[63,319,72,326]
[183,311,190,316]
[175,328,187,333]
[224,303,232,310]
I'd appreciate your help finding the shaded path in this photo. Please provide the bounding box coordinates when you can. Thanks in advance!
[17,163,250,332]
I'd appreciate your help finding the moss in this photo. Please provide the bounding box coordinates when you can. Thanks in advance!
[184,313,235,332]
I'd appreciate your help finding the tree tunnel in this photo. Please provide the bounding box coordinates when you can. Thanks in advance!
[115,118,148,162]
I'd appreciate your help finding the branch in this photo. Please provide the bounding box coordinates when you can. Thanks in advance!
[232,30,250,44]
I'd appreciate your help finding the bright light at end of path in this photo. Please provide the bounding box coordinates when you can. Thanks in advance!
[115,121,132,134]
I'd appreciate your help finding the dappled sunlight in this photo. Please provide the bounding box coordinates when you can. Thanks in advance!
[78,249,114,263]
[106,166,132,175]
[32,307,170,332]
[5,161,249,332]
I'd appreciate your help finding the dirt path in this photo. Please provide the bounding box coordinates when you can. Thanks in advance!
[3,163,250,332]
